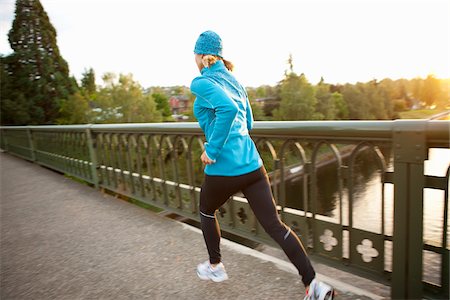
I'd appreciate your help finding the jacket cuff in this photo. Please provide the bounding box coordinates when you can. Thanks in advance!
[204,143,218,163]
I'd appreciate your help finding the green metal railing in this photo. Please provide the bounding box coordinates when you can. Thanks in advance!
[1,120,449,299]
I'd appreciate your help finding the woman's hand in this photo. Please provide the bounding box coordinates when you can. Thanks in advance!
[201,151,214,165]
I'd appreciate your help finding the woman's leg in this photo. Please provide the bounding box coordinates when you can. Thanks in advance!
[242,167,316,287]
[199,175,240,264]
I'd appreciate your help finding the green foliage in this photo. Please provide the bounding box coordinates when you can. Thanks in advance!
[152,92,171,117]
[366,80,391,119]
[393,99,408,112]
[275,72,321,120]
[243,55,447,121]
[2,0,77,125]
[1,58,30,125]
[314,86,349,121]
[92,73,162,123]
[245,85,278,120]
[250,101,266,121]
[315,80,336,120]
[54,68,97,125]
[341,83,371,119]
[255,85,276,98]
[340,81,393,120]
[0,93,32,125]
[56,92,91,124]
[81,68,96,96]
[331,92,348,119]
[246,85,279,121]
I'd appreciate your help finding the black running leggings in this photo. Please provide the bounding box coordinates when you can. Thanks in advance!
[199,165,316,287]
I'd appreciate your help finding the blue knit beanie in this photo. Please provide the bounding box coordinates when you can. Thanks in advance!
[194,30,223,57]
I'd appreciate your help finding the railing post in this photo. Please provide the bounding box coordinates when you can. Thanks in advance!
[392,120,427,299]
[86,124,99,189]
[2,129,9,152]
[26,126,36,162]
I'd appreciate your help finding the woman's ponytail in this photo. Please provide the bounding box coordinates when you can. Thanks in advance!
[202,55,219,68]
[202,55,234,72]
[223,59,234,72]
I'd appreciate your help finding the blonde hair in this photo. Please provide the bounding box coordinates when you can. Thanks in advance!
[202,55,234,72]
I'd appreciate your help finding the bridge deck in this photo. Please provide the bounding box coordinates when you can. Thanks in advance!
[0,152,387,299]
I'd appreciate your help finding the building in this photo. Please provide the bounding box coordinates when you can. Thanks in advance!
[169,95,190,121]
[169,96,190,115]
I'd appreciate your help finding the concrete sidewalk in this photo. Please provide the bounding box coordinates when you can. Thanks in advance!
[0,152,388,300]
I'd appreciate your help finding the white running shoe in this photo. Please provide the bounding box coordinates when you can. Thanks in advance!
[196,260,229,282]
[304,279,335,300]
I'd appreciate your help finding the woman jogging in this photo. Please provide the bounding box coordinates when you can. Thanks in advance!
[190,30,335,300]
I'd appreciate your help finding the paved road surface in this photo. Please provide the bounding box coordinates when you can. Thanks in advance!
[0,152,388,299]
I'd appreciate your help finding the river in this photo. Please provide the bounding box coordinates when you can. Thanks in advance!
[284,147,449,285]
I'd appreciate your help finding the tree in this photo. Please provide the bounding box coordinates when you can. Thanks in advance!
[56,92,91,124]
[421,75,442,107]
[331,92,348,119]
[2,0,77,125]
[379,78,411,112]
[341,81,393,120]
[366,80,390,119]
[275,71,320,120]
[245,85,278,119]
[81,68,96,96]
[93,73,162,123]
[152,92,171,118]
[342,83,371,119]
[315,78,334,120]
[274,55,322,120]
[54,68,97,124]
[1,56,32,124]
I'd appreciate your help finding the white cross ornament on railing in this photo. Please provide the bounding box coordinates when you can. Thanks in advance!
[319,229,338,251]
[356,239,379,263]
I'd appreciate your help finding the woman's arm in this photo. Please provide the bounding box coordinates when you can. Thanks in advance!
[191,77,238,162]
[245,95,254,131]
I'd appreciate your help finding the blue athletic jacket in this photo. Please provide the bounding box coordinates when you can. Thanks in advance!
[190,60,263,176]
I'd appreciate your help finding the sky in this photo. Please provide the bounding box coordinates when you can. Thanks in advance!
[1,0,449,88]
